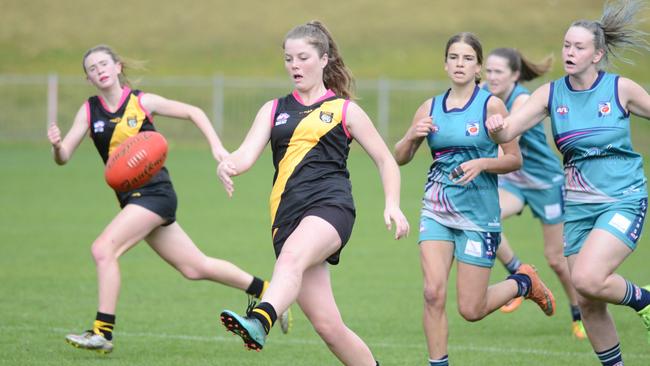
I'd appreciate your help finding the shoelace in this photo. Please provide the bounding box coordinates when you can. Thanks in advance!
[246,295,257,316]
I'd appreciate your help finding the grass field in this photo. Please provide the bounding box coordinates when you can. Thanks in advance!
[3,0,650,364]
[1,141,650,366]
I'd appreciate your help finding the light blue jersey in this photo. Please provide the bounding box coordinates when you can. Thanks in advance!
[549,71,647,203]
[422,86,501,232]
[498,84,564,189]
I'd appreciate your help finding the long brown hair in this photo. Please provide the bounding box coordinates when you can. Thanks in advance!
[445,32,483,84]
[284,21,356,100]
[82,45,146,88]
[489,48,553,82]
[571,0,650,69]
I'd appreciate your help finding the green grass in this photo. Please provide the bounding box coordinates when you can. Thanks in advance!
[1,142,650,365]
[2,0,649,80]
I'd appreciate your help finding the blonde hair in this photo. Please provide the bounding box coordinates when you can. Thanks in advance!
[571,0,650,69]
[82,45,146,88]
[488,48,553,82]
[284,21,356,100]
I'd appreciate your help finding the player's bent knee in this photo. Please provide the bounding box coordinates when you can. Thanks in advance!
[571,271,603,298]
[457,303,485,322]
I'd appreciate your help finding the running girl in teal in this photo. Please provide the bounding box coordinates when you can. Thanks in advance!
[395,32,556,366]
[486,1,650,364]
[484,48,585,339]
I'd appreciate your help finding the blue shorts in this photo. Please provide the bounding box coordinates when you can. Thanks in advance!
[563,198,647,256]
[418,215,500,268]
[499,181,564,224]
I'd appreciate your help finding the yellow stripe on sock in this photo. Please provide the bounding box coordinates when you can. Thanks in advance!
[260,281,270,299]
[252,308,272,328]
[93,320,114,336]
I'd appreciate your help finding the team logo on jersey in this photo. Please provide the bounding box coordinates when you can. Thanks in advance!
[275,112,290,126]
[320,111,334,123]
[127,116,137,127]
[465,122,479,136]
[598,102,611,117]
[93,120,105,133]
[556,105,569,117]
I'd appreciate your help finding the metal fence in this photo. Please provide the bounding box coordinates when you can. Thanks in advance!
[0,74,448,145]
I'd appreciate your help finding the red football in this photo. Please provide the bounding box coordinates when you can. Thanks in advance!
[104,131,168,192]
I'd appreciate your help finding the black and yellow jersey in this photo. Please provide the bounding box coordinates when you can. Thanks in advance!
[269,90,355,229]
[86,87,171,191]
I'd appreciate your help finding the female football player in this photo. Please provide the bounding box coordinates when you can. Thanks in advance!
[484,47,585,339]
[216,21,409,366]
[486,1,650,364]
[47,45,289,354]
[394,32,556,366]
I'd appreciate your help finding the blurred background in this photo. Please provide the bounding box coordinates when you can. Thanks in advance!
[2,0,648,146]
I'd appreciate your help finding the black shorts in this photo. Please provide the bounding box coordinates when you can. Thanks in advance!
[117,181,177,226]
[272,204,355,265]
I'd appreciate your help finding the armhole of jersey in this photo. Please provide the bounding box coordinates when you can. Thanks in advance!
[269,99,279,128]
[137,92,155,123]
[614,76,631,118]
[341,99,351,139]
[84,100,91,128]
[483,95,491,139]
[547,81,555,115]
[428,97,436,117]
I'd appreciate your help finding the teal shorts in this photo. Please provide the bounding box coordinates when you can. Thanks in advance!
[499,181,564,225]
[563,198,647,256]
[419,215,500,268]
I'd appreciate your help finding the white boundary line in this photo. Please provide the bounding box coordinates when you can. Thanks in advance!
[1,325,648,360]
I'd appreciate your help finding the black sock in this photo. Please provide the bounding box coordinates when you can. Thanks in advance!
[507,273,531,297]
[249,302,277,334]
[94,312,115,341]
[570,304,581,321]
[246,277,267,299]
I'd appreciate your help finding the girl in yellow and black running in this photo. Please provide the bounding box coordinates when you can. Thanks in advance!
[47,45,288,354]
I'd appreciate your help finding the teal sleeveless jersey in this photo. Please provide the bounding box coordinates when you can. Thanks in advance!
[495,84,564,189]
[422,86,501,232]
[549,71,647,203]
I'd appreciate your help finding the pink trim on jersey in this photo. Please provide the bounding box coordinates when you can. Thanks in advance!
[556,131,590,144]
[292,89,336,106]
[137,92,155,123]
[98,87,131,113]
[84,101,91,128]
[270,99,279,127]
[341,99,351,139]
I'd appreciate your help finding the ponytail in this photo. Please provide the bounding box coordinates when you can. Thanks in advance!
[571,0,649,69]
[489,48,553,82]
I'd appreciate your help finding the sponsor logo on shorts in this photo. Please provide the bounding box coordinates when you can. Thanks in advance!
[464,239,482,257]
[544,203,562,220]
[608,213,631,234]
